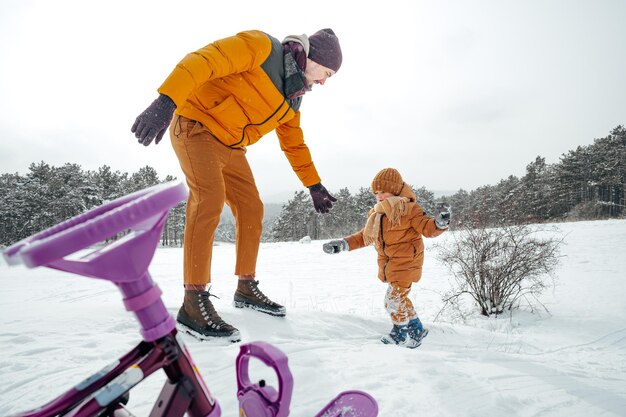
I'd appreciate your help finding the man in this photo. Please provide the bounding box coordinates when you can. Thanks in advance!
[131,29,342,342]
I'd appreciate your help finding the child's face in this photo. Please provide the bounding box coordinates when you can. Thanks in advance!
[374,190,394,203]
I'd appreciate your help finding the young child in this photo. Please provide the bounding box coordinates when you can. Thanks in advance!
[323,168,450,348]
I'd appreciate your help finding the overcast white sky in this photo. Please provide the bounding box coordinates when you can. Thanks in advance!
[1,0,624,202]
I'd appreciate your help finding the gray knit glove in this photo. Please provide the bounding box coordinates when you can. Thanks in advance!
[435,203,451,229]
[323,239,349,254]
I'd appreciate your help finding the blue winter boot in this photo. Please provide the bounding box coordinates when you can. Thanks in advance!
[381,324,421,349]
[408,317,429,343]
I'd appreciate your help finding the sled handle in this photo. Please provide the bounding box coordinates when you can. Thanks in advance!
[3,181,188,268]
[236,341,294,417]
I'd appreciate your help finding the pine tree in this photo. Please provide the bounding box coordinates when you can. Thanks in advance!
[446,189,470,227]
[493,175,523,225]
[0,173,23,245]
[52,163,91,222]
[159,175,184,246]
[124,166,160,193]
[412,185,436,216]
[270,191,313,241]
[323,188,359,238]
[353,187,376,229]
[88,165,128,207]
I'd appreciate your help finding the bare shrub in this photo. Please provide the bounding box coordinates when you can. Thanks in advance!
[435,224,562,317]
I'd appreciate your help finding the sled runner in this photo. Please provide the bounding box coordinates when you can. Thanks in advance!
[314,391,378,417]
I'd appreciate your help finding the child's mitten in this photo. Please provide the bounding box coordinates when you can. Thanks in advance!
[323,239,349,254]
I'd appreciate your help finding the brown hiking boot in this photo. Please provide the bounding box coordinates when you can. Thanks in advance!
[233,280,286,317]
[176,289,241,342]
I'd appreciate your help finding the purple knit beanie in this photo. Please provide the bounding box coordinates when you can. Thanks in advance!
[308,28,343,72]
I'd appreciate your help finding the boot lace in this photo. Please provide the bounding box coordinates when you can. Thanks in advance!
[249,280,272,304]
[197,289,228,330]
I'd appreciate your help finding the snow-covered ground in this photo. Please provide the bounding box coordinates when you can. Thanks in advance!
[1,219,625,416]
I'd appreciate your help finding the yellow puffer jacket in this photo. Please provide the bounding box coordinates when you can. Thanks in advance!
[345,195,444,286]
[158,30,320,186]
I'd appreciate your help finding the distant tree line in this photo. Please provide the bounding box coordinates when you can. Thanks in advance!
[0,164,181,247]
[271,125,625,241]
[443,125,625,228]
[0,163,270,247]
[269,186,438,241]
[1,126,624,247]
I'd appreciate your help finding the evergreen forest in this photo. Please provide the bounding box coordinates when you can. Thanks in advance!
[1,126,624,247]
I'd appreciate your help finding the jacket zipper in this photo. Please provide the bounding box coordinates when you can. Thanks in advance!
[277,105,291,122]
[229,98,287,148]
[380,219,389,282]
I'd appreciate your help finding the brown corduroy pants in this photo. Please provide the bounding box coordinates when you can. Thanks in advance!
[170,116,264,285]
[384,282,418,325]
